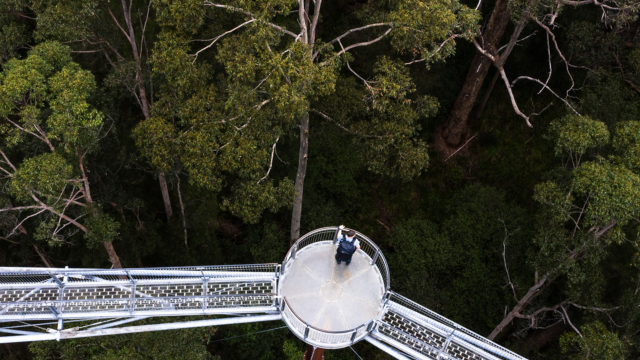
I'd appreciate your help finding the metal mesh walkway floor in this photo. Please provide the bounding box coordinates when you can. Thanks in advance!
[279,242,384,332]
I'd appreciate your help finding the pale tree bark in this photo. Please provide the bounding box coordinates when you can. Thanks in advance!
[33,245,54,268]
[290,113,309,245]
[489,219,617,340]
[108,0,173,223]
[1,148,122,268]
[436,0,511,154]
[201,0,407,243]
[474,17,529,120]
[79,151,123,268]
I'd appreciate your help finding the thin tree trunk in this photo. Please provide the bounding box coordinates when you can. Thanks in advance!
[176,173,188,247]
[117,0,173,223]
[102,241,123,269]
[159,171,173,223]
[474,16,529,121]
[474,70,500,120]
[290,114,310,245]
[488,219,615,340]
[33,245,54,268]
[79,151,123,269]
[488,273,550,340]
[437,0,511,151]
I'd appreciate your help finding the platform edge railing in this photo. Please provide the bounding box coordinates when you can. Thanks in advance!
[282,226,390,293]
[280,297,371,349]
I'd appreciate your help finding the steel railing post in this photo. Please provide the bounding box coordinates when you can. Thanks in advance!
[371,250,380,265]
[202,273,209,313]
[367,320,376,332]
[126,270,136,316]
[291,245,297,260]
[304,326,309,339]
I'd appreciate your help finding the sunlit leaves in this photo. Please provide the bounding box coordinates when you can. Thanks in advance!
[548,114,609,157]
[560,321,627,360]
[364,0,479,66]
[48,63,104,150]
[574,161,640,229]
[0,41,103,152]
[9,152,73,203]
[133,116,178,172]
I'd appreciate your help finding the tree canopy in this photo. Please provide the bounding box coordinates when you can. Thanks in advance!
[1,0,639,358]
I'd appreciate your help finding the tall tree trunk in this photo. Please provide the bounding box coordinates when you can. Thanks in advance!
[436,0,511,153]
[159,171,173,223]
[117,0,173,223]
[290,113,310,245]
[474,16,529,121]
[102,241,123,269]
[474,70,500,121]
[79,151,123,269]
[303,346,325,360]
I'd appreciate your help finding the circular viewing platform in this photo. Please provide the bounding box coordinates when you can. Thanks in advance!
[278,227,389,348]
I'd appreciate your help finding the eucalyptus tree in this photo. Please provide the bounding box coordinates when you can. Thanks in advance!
[1,0,176,223]
[145,0,479,244]
[488,114,640,345]
[0,42,123,268]
[437,0,640,155]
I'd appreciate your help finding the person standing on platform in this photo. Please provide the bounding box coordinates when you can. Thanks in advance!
[335,225,360,265]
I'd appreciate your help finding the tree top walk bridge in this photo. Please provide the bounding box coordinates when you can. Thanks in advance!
[0,227,527,360]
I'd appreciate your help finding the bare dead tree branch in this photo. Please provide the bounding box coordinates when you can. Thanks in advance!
[313,23,393,59]
[191,19,257,61]
[257,137,279,184]
[203,2,298,38]
[499,219,519,302]
[561,304,583,337]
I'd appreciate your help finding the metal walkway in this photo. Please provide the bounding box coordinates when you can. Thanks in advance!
[0,227,527,360]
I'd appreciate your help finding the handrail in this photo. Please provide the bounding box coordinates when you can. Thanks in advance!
[283,226,390,292]
[283,297,362,335]
[281,297,372,349]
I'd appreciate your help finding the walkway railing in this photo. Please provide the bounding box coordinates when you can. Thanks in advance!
[0,264,280,321]
[280,297,372,349]
[283,226,390,293]
[370,291,528,360]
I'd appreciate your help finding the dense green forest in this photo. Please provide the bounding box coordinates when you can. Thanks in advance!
[1,0,639,358]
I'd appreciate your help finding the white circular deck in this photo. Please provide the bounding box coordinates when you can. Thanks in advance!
[279,241,384,332]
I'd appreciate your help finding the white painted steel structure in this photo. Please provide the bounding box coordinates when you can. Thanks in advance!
[0,226,528,360]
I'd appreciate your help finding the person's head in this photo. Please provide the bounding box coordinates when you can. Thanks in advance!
[346,229,356,238]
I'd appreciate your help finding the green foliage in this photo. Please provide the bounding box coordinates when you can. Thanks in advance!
[222,179,295,224]
[390,184,525,330]
[282,339,304,360]
[29,322,217,360]
[560,321,627,360]
[548,114,609,157]
[84,213,121,247]
[364,0,479,67]
[48,63,104,151]
[574,161,640,230]
[248,220,288,263]
[612,121,640,172]
[9,152,73,202]
[0,0,30,64]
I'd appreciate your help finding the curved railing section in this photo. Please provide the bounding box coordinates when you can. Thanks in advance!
[282,226,390,292]
[280,297,372,349]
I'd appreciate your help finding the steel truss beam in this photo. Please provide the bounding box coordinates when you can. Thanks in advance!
[0,314,282,344]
